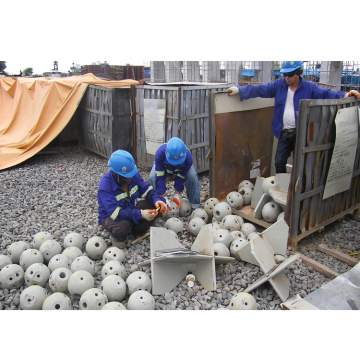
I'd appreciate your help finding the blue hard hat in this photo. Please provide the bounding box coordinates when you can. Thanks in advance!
[165,137,187,165]
[280,61,303,73]
[108,150,137,178]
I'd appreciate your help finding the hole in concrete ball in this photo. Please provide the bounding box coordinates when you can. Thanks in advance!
[9,277,12,281]
[271,204,275,208]
[215,211,220,216]
[140,297,143,300]
[110,267,113,270]
[27,279,30,283]
[95,293,98,296]
[59,272,66,279]
[95,243,99,247]
[214,251,218,255]
[117,282,120,285]
[30,271,34,275]
[80,277,84,280]
[113,254,116,257]
[16,273,19,277]
[55,304,60,309]
[101,286,103,290]
[245,302,248,306]
[82,302,87,308]
[98,303,101,306]
[105,272,107,276]
[37,275,40,278]
[231,303,234,306]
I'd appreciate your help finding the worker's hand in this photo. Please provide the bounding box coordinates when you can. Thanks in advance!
[226,86,239,96]
[346,90,360,99]
[155,201,169,216]
[173,193,181,208]
[141,209,158,221]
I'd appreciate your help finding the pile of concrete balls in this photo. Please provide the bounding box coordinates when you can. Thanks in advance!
[0,231,155,310]
[162,186,263,264]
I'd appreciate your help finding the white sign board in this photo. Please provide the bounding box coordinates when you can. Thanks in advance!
[144,99,166,155]
[323,107,359,200]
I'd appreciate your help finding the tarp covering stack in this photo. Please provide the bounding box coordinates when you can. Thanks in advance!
[0,74,139,170]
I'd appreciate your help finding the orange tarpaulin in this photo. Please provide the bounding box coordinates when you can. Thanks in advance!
[0,74,139,170]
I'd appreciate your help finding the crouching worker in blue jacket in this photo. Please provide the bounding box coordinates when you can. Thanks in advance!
[148,137,201,211]
[97,150,168,249]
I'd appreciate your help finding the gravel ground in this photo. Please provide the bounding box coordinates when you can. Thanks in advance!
[1,146,359,310]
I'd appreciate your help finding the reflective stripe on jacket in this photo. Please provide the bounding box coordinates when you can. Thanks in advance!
[154,143,193,195]
[97,171,164,225]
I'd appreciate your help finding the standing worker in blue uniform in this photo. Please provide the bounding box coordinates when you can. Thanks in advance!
[148,137,201,211]
[97,150,168,248]
[227,61,360,173]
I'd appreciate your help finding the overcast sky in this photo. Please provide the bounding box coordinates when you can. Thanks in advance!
[2,1,356,75]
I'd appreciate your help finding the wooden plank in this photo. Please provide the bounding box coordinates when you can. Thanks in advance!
[317,244,359,266]
[290,251,340,279]
[131,232,150,245]
[232,207,271,228]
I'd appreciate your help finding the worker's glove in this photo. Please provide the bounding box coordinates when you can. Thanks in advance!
[173,193,181,208]
[226,86,239,96]
[155,201,169,216]
[346,90,360,99]
[140,209,157,221]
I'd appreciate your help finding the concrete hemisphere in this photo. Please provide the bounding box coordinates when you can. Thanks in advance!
[42,293,72,310]
[39,240,62,263]
[163,201,179,219]
[20,285,48,310]
[226,191,244,209]
[62,246,83,261]
[0,264,24,289]
[49,267,73,293]
[204,198,219,217]
[31,232,54,250]
[220,215,242,232]
[25,263,50,287]
[101,260,127,280]
[85,236,107,260]
[68,270,95,297]
[71,256,95,276]
[230,239,248,260]
[213,243,230,257]
[247,232,261,241]
[19,249,44,271]
[48,254,72,273]
[211,220,222,230]
[262,202,281,223]
[238,186,253,206]
[238,180,254,191]
[79,288,108,310]
[127,290,155,310]
[188,217,206,236]
[126,271,152,296]
[261,176,279,194]
[7,241,30,264]
[230,231,246,241]
[228,292,257,310]
[0,255,12,270]
[240,223,257,238]
[164,218,184,235]
[212,202,232,222]
[277,211,285,222]
[63,232,85,250]
[102,302,127,310]
[102,247,126,265]
[213,228,232,248]
[100,275,127,302]
[179,199,192,217]
[190,208,209,224]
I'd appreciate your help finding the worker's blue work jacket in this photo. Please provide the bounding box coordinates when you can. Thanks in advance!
[97,171,164,225]
[154,144,193,195]
[237,77,345,138]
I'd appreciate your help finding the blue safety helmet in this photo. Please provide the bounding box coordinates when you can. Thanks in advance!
[108,150,137,178]
[280,61,303,73]
[165,137,187,165]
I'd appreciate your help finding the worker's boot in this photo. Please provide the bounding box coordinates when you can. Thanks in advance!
[110,236,126,249]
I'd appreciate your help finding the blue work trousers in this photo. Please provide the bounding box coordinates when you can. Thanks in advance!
[275,130,297,173]
[149,163,201,209]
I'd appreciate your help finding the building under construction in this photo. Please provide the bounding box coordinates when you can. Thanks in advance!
[81,62,144,81]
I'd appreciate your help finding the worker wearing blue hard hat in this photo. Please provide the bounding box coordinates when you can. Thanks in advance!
[227,61,360,173]
[148,137,201,211]
[97,149,167,248]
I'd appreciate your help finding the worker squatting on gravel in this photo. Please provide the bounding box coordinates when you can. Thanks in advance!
[148,137,201,211]
[97,150,169,249]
